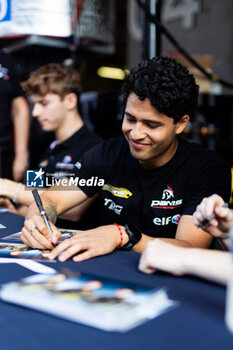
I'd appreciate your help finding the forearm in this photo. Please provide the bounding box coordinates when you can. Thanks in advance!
[12,97,29,155]
[184,249,231,285]
[25,184,88,222]
[114,227,193,254]
[0,179,44,206]
[133,235,192,253]
[59,195,97,222]
[26,196,57,224]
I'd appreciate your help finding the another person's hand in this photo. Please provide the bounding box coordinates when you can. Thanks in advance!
[13,152,28,182]
[48,225,120,262]
[0,197,17,213]
[193,194,233,237]
[0,178,18,199]
[21,215,61,250]
[139,239,189,275]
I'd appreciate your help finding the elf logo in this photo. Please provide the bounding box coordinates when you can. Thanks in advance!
[153,214,181,226]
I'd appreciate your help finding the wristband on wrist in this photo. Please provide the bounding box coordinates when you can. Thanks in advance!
[120,224,142,250]
[13,183,23,204]
[114,223,123,248]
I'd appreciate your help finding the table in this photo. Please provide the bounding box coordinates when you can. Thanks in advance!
[0,212,233,350]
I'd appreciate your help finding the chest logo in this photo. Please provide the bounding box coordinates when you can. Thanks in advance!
[63,154,72,163]
[104,198,123,215]
[102,183,132,199]
[151,185,182,209]
[162,185,174,200]
[0,65,9,80]
[39,159,48,168]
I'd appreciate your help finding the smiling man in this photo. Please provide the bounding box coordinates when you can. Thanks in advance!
[22,56,231,262]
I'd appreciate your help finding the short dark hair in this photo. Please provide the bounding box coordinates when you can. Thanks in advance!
[123,56,199,122]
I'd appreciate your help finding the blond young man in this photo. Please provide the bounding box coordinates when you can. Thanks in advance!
[0,63,101,217]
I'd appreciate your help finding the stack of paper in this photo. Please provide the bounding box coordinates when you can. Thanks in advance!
[0,271,176,332]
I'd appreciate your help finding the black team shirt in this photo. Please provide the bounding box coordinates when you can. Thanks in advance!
[39,126,101,175]
[39,126,101,230]
[71,137,231,238]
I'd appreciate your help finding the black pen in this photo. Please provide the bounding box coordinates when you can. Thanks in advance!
[198,202,228,229]
[32,189,53,235]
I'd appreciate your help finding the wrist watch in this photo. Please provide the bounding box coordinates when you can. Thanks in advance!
[121,224,142,250]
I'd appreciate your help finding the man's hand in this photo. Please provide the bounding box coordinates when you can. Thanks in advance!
[48,225,121,262]
[21,215,61,249]
[138,239,189,275]
[193,194,233,237]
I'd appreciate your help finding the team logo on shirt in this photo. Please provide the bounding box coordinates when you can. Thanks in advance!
[151,185,182,209]
[75,161,82,169]
[63,154,72,163]
[39,159,48,168]
[104,198,123,215]
[0,65,9,80]
[153,214,181,226]
[162,185,174,200]
[172,214,181,224]
[102,183,132,199]
[55,154,74,170]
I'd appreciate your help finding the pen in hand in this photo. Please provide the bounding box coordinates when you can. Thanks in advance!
[198,202,228,229]
[32,189,53,239]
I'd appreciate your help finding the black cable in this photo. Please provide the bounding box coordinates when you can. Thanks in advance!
[135,0,233,90]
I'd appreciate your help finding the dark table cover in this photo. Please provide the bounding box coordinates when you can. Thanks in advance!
[0,212,233,350]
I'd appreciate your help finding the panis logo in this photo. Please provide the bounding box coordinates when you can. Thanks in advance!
[162,185,174,200]
[151,185,182,209]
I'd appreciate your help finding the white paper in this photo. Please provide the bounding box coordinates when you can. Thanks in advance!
[0,258,56,274]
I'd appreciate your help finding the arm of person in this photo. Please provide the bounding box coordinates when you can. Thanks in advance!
[0,196,28,216]
[21,181,88,249]
[58,194,98,222]
[11,96,30,181]
[132,214,212,253]
[0,178,37,206]
[0,178,97,222]
[193,194,233,237]
[48,214,211,263]
[0,197,18,213]
[138,239,231,285]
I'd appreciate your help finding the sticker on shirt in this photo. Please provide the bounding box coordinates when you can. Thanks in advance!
[102,183,132,199]
[75,161,82,169]
[55,154,74,170]
[0,65,9,80]
[104,198,123,215]
[63,154,72,163]
[151,185,182,209]
[153,214,181,226]
[55,162,74,170]
[39,159,49,168]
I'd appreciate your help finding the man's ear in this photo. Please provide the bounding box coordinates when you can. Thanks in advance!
[175,115,190,135]
[64,92,77,110]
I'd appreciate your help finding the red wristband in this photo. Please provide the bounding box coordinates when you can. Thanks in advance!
[114,223,123,248]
